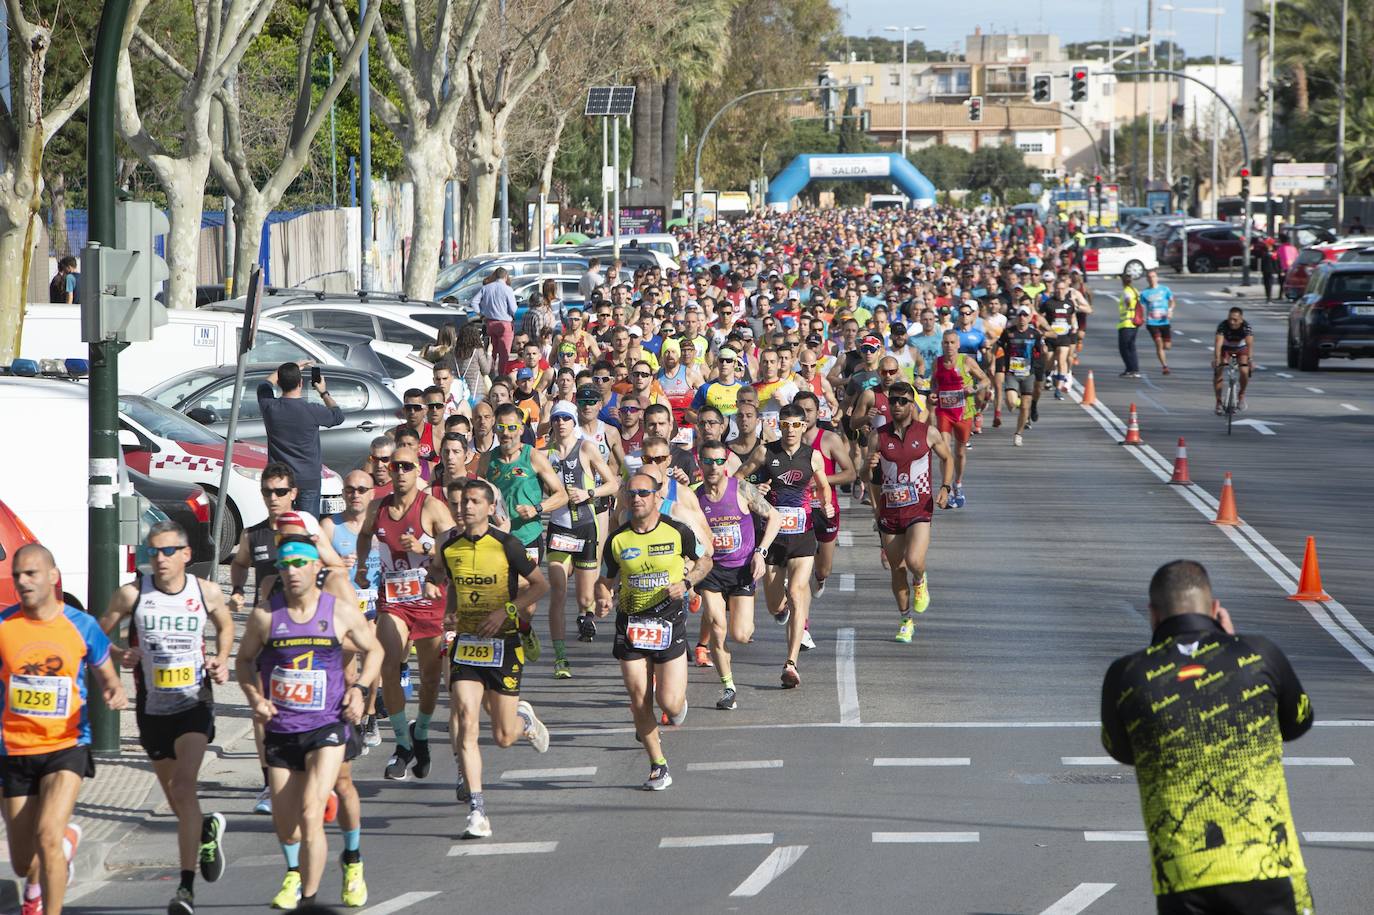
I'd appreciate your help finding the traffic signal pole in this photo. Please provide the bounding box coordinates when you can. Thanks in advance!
[85,0,133,755]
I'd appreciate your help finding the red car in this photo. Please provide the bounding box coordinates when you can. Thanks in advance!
[1283,237,1374,300]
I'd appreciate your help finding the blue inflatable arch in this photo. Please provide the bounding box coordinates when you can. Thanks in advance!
[765,153,936,209]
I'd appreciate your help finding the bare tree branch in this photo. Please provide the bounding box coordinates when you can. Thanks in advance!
[132,27,196,83]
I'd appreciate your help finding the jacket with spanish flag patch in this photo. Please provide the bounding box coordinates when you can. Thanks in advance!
[1100,613,1314,900]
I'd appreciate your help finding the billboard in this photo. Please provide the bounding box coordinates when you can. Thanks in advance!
[683,191,719,223]
[524,201,561,251]
[806,156,891,179]
[618,206,664,235]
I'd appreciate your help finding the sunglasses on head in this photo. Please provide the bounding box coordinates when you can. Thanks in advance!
[404,403,425,411]
[261,486,293,497]
[389,461,417,473]
[344,485,372,495]
[700,456,728,466]
[495,422,522,433]
[149,544,187,557]
[276,557,312,569]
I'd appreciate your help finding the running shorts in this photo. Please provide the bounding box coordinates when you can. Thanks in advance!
[812,506,839,544]
[697,562,757,599]
[1147,324,1172,342]
[450,634,525,697]
[613,606,688,664]
[935,413,973,444]
[136,702,215,761]
[381,601,445,641]
[0,745,95,798]
[547,523,599,571]
[263,721,351,772]
[766,530,818,565]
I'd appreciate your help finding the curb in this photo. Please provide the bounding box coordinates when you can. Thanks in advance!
[0,838,113,912]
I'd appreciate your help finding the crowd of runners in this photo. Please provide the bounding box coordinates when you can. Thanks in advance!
[6,206,1155,913]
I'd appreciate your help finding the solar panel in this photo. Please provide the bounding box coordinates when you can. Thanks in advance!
[607,86,635,115]
[585,86,635,116]
[585,87,613,116]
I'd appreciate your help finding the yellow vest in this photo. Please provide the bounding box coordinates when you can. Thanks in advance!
[1117,286,1140,330]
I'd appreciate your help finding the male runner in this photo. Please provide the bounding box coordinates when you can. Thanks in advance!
[2,545,127,915]
[866,383,954,643]
[320,472,383,747]
[694,440,781,710]
[929,330,991,508]
[1140,269,1176,374]
[794,391,856,603]
[438,479,551,839]
[101,522,234,914]
[996,307,1047,447]
[236,539,380,910]
[595,474,712,791]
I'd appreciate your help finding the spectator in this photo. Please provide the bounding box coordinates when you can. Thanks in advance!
[257,362,343,516]
[521,290,556,343]
[453,319,493,402]
[473,267,518,373]
[578,256,603,301]
[420,321,458,364]
[49,255,79,304]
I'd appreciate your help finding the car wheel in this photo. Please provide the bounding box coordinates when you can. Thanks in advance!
[203,489,242,562]
[1297,335,1320,372]
[1124,260,1146,280]
[1193,255,1214,274]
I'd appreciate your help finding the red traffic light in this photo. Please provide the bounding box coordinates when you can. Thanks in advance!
[1239,167,1250,177]
[1094,175,1102,182]
[1072,68,1087,80]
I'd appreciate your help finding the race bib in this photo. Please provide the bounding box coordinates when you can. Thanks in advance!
[626,618,672,652]
[628,571,671,592]
[1149,304,1169,321]
[151,651,201,692]
[269,667,327,711]
[1051,319,1071,335]
[670,427,695,447]
[549,532,586,553]
[8,674,71,718]
[454,637,504,668]
[357,588,377,616]
[777,506,807,534]
[525,547,541,565]
[882,484,920,508]
[383,568,426,604]
[938,389,965,409]
[761,411,780,435]
[711,522,743,553]
[1009,356,1030,377]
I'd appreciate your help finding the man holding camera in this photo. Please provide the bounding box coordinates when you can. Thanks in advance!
[258,362,344,516]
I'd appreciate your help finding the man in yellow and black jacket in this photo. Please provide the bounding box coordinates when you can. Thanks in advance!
[1101,560,1314,915]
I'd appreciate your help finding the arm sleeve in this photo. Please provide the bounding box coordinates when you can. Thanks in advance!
[1099,658,1135,765]
[1253,636,1315,741]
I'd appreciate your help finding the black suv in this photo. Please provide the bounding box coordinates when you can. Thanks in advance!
[1288,263,1374,370]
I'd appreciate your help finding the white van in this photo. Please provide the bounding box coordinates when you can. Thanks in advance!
[20,305,343,394]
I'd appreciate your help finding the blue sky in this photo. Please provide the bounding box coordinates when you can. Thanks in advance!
[840,0,1247,60]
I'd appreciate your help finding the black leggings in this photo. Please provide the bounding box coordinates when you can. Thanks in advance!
[1156,876,1310,915]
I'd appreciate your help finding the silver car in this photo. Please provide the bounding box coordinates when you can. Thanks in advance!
[145,364,403,476]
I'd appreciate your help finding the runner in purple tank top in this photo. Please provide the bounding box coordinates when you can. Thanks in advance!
[237,539,381,910]
[693,440,783,711]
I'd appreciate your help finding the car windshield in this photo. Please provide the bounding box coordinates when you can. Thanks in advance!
[120,394,225,445]
[1325,274,1374,301]
[434,255,496,290]
[145,370,220,408]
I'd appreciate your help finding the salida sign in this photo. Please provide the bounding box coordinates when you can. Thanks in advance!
[807,156,890,179]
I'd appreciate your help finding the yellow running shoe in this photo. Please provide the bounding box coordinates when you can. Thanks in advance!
[341,860,368,907]
[271,871,301,909]
[912,577,930,614]
[894,616,915,643]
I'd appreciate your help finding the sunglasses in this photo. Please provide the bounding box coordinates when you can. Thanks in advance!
[344,486,372,495]
[631,370,653,379]
[619,405,642,414]
[779,420,805,430]
[495,422,523,433]
[577,399,599,407]
[148,545,187,557]
[389,461,417,473]
[404,404,425,412]
[889,396,914,406]
[628,488,656,497]
[700,456,728,466]
[643,454,669,465]
[261,486,293,497]
[426,402,444,409]
[592,374,612,382]
[861,346,880,354]
[880,368,900,376]
[276,557,312,569]
[552,414,575,422]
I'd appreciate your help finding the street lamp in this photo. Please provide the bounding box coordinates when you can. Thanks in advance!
[1336,0,1349,229]
[884,25,926,163]
[1175,6,1225,219]
[1086,43,1117,181]
[1264,0,1277,234]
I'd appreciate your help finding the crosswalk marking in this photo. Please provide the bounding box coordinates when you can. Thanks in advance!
[729,846,807,897]
[447,842,558,856]
[359,892,442,914]
[1037,883,1116,915]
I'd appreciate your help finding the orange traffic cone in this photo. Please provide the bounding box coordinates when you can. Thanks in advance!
[1210,473,1241,526]
[1121,403,1144,445]
[1288,537,1332,601]
[1080,370,1098,406]
[1168,438,1193,485]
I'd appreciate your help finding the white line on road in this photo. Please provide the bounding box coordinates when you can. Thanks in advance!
[729,846,808,897]
[685,759,784,771]
[836,627,861,725]
[1038,883,1117,915]
[1062,757,1120,766]
[1284,757,1356,766]
[1189,337,1203,343]
[874,757,971,766]
[1306,386,1325,394]
[547,718,1371,739]
[1084,831,1146,842]
[1277,372,1294,378]
[447,842,559,857]
[837,530,854,546]
[838,573,855,591]
[500,766,597,780]
[1302,832,1374,842]
[873,831,980,843]
[1341,402,1360,411]
[359,892,442,914]
[1255,363,1269,370]
[660,833,774,848]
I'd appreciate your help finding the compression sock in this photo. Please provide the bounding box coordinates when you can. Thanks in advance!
[721,674,735,690]
[389,713,412,749]
[281,842,300,870]
[469,792,485,813]
[342,828,361,864]
[414,712,432,741]
[180,870,196,893]
[553,639,567,661]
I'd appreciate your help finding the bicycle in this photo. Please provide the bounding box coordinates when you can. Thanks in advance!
[1219,354,1241,435]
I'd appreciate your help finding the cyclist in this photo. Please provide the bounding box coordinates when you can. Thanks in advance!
[1213,307,1255,414]
[1140,270,1175,375]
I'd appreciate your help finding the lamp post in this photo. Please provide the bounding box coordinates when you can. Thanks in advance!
[1162,4,1177,184]
[1265,0,1277,234]
[1147,0,1156,182]
[884,25,927,163]
[1178,7,1225,219]
[1336,0,1348,229]
[1086,43,1117,181]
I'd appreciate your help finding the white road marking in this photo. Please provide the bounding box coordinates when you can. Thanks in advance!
[1232,418,1281,435]
[874,757,971,766]
[1302,832,1374,842]
[660,833,774,848]
[1284,757,1355,766]
[873,831,980,843]
[1277,372,1294,378]
[447,842,559,857]
[1255,363,1269,370]
[1038,883,1117,915]
[685,759,784,771]
[836,626,861,725]
[500,766,596,780]
[837,496,852,511]
[1062,757,1120,766]
[1189,337,1203,343]
[837,530,854,546]
[838,573,855,591]
[1341,402,1360,411]
[550,718,1374,738]
[729,846,808,897]
[359,892,442,914]
[1083,831,1147,842]
[1306,386,1324,394]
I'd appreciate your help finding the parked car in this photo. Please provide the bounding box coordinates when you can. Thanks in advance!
[127,467,215,579]
[1061,232,1158,278]
[1162,225,1252,273]
[144,364,402,478]
[434,253,590,301]
[1280,223,1337,249]
[207,296,452,354]
[588,232,681,260]
[1282,237,1374,300]
[1287,263,1374,371]
[1337,246,1374,264]
[301,329,393,382]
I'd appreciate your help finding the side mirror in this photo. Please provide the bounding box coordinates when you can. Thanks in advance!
[187,407,219,425]
[118,428,145,451]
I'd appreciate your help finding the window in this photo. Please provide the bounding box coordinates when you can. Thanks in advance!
[1326,273,1374,300]
[863,75,875,86]
[306,377,369,413]
[376,352,411,380]
[377,319,434,350]
[1017,141,1044,153]
[149,371,219,409]
[273,310,307,328]
[119,395,226,445]
[311,310,377,337]
[890,72,901,87]
[243,330,315,365]
[409,311,455,330]
[187,379,262,421]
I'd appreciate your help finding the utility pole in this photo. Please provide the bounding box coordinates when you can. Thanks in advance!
[612,115,621,258]
[359,0,374,289]
[497,0,510,251]
[1265,0,1276,234]
[1147,0,1156,183]
[1164,4,1176,183]
[1336,0,1349,229]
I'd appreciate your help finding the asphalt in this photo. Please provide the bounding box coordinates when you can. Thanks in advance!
[37,273,1374,915]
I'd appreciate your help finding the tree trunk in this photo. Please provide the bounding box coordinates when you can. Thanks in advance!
[1292,62,1309,117]
[645,80,663,201]
[403,134,458,298]
[631,77,652,192]
[464,150,501,259]
[660,75,680,215]
[0,207,37,363]
[541,111,569,195]
[50,173,68,258]
[162,160,211,309]
[231,192,269,296]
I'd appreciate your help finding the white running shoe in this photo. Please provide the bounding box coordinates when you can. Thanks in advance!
[1012,433,1023,447]
[799,629,816,651]
[254,786,273,815]
[462,808,492,839]
[517,700,550,753]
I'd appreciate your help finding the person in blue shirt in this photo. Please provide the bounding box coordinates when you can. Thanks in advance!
[1140,269,1176,375]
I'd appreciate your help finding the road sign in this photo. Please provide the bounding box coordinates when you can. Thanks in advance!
[1273,176,1334,193]
[1272,162,1336,178]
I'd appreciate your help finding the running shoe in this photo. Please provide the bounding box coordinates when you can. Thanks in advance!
[1030,403,1039,423]
[1161,365,1171,375]
[270,871,301,910]
[716,687,738,710]
[463,808,492,839]
[993,412,1002,428]
[688,590,702,613]
[63,823,81,884]
[1012,433,1023,447]
[576,613,597,642]
[254,786,273,815]
[362,715,382,748]
[911,578,930,614]
[1053,389,1063,401]
[199,812,227,882]
[780,662,801,689]
[517,699,550,753]
[771,606,791,626]
[894,616,915,643]
[553,658,573,679]
[799,629,816,651]
[811,576,827,598]
[323,790,338,824]
[167,887,195,915]
[455,770,471,803]
[643,763,673,791]
[20,891,41,915]
[1214,403,1224,415]
[972,414,983,434]
[1238,397,1247,413]
[694,644,713,667]
[340,858,368,907]
[952,484,966,509]
[384,744,414,780]
[410,722,432,779]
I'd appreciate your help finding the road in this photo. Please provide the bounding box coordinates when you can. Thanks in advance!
[67,274,1374,915]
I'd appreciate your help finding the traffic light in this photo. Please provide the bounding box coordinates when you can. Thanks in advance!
[1174,174,1193,206]
[1070,67,1088,103]
[1239,167,1251,198]
[967,96,983,122]
[81,200,170,344]
[1094,174,1103,198]
[1031,74,1052,104]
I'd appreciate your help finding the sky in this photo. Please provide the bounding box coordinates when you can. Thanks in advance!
[841,0,1247,61]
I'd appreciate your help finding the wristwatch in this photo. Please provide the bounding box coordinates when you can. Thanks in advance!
[754,546,767,555]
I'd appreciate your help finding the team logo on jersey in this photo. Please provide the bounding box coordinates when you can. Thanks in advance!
[1176,641,1200,657]
[619,547,642,560]
[511,468,528,477]
[777,470,804,486]
[1176,664,1206,681]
